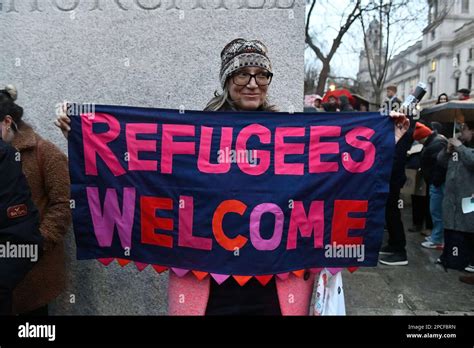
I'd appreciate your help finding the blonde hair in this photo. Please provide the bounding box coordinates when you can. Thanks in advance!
[204,84,278,112]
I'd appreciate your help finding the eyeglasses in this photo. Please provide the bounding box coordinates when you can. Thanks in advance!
[231,71,273,86]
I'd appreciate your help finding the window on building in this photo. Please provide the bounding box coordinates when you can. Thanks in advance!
[429,81,434,99]
[462,0,470,13]
[469,48,473,60]
[431,30,436,40]
[431,59,437,71]
[456,53,461,66]
[429,0,439,23]
[455,77,460,93]
[469,74,473,91]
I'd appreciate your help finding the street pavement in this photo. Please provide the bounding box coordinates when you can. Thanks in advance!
[343,203,474,315]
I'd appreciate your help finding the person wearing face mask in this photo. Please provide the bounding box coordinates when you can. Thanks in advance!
[0,124,42,315]
[0,86,71,315]
[55,38,410,315]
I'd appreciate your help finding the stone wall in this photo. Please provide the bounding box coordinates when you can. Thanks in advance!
[0,0,304,314]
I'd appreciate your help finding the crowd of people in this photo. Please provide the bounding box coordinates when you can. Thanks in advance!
[306,93,368,113]
[378,86,473,287]
[0,38,472,317]
[306,85,474,286]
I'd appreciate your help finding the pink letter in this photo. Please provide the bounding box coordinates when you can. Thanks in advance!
[250,203,284,251]
[235,124,271,175]
[198,126,233,174]
[82,113,126,176]
[275,127,305,175]
[86,187,136,249]
[343,127,376,173]
[178,196,212,250]
[309,126,341,173]
[161,124,196,174]
[126,123,158,171]
[287,201,324,249]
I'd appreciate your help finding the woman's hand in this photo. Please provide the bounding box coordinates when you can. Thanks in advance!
[54,102,71,139]
[389,111,410,144]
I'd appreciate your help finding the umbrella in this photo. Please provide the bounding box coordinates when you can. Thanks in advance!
[420,101,474,123]
[322,89,356,107]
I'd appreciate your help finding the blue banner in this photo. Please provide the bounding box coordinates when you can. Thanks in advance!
[69,105,394,276]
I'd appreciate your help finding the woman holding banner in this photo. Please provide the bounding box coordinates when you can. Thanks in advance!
[55,38,410,315]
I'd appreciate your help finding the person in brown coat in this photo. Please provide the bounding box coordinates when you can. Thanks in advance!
[0,85,71,315]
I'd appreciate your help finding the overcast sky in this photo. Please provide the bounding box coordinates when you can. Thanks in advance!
[305,0,429,80]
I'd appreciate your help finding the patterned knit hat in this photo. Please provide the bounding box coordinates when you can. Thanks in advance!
[219,38,273,88]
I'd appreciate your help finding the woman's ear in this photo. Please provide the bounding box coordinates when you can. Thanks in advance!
[3,115,13,127]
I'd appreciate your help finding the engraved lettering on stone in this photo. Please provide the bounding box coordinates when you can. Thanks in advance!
[6,0,19,13]
[89,0,104,11]
[31,0,44,12]
[240,0,266,10]
[135,0,161,10]
[54,0,80,12]
[274,0,295,9]
[192,0,207,10]
[166,0,180,10]
[2,0,296,13]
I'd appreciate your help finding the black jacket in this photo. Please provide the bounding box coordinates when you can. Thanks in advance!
[390,118,415,190]
[0,139,42,290]
[420,131,448,187]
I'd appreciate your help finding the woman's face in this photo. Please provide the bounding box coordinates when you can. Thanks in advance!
[460,123,473,143]
[314,99,321,108]
[228,67,270,111]
[439,95,448,103]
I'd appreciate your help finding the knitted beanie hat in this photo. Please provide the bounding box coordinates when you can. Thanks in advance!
[219,38,273,88]
[413,122,433,141]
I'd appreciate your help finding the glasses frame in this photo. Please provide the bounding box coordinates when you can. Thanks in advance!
[231,70,274,87]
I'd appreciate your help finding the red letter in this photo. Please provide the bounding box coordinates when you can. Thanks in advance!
[178,196,212,250]
[161,124,196,174]
[212,200,248,251]
[309,126,341,173]
[287,201,324,249]
[235,124,271,175]
[343,127,376,173]
[331,200,367,245]
[275,127,305,175]
[141,197,174,248]
[82,113,126,176]
[126,123,158,171]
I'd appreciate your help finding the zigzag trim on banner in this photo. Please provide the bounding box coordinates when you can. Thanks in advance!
[96,259,359,286]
